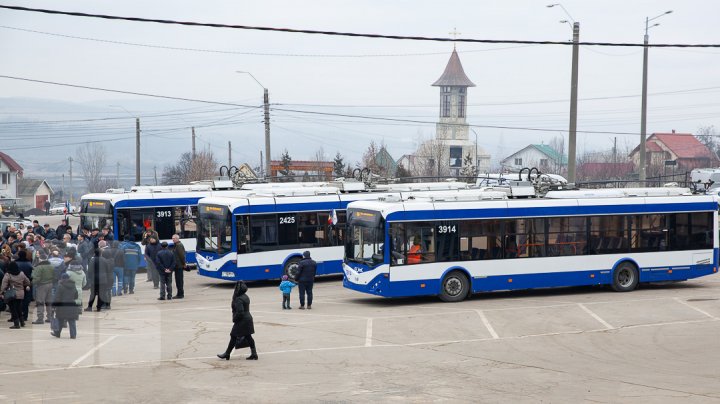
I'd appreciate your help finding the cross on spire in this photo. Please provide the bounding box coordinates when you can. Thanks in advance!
[449,27,461,48]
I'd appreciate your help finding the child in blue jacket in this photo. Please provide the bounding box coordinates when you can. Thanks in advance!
[279,275,297,310]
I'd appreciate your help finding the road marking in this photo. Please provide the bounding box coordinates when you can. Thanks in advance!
[577,303,614,329]
[474,310,499,339]
[2,316,718,376]
[70,335,118,367]
[365,318,373,347]
[672,297,719,320]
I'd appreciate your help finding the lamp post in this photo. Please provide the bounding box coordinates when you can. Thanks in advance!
[237,71,271,181]
[547,4,579,184]
[639,10,673,183]
[110,105,141,186]
[470,128,479,171]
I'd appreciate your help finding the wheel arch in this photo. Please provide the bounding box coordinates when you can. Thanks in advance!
[282,253,303,268]
[439,266,472,296]
[612,257,640,279]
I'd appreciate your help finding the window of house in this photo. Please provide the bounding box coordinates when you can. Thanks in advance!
[540,159,548,167]
[0,172,9,185]
[514,158,522,166]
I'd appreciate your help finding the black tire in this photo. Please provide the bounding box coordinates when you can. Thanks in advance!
[284,257,301,281]
[611,262,639,292]
[439,270,470,302]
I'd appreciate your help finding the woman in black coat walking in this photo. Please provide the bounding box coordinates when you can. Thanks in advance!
[52,273,79,339]
[217,281,258,360]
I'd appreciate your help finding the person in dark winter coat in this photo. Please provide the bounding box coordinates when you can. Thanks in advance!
[295,251,317,310]
[32,253,55,324]
[155,242,174,300]
[15,250,34,321]
[51,273,79,339]
[86,244,112,311]
[171,234,187,299]
[144,237,161,288]
[217,281,258,361]
[119,236,141,294]
[1,261,31,328]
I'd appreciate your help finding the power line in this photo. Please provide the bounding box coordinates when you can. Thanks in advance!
[0,75,259,108]
[1,4,719,48]
[0,25,538,58]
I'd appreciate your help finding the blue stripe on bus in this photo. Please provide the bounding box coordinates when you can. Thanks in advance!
[232,201,348,215]
[198,258,345,281]
[114,198,203,208]
[343,264,717,298]
[385,202,717,222]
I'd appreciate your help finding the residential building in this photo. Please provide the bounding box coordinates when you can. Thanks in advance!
[270,160,334,181]
[629,131,720,176]
[18,178,54,210]
[501,144,567,173]
[0,151,22,202]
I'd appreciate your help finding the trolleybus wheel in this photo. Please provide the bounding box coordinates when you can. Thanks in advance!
[611,262,639,292]
[284,257,301,281]
[439,270,469,302]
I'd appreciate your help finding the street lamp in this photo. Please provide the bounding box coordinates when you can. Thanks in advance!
[110,105,141,186]
[548,3,579,184]
[237,71,271,181]
[470,128,479,171]
[639,10,672,183]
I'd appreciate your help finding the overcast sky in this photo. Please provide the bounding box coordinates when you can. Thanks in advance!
[1,0,719,181]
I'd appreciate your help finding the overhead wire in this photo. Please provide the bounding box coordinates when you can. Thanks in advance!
[1,4,719,48]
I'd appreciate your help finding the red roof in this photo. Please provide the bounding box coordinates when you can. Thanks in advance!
[0,151,22,174]
[652,133,717,160]
[646,142,664,152]
[432,49,476,87]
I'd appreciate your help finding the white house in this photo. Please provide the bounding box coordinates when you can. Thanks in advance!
[0,151,22,203]
[501,144,567,173]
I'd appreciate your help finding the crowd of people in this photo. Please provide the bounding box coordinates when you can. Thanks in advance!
[0,217,188,338]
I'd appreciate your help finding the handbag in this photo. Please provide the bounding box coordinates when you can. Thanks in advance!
[51,317,60,333]
[234,336,250,349]
[3,287,16,301]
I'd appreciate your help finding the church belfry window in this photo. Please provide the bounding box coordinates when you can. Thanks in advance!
[441,94,451,117]
[458,94,466,118]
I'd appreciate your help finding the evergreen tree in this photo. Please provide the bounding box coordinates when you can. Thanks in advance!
[459,153,478,182]
[333,152,345,178]
[396,163,411,178]
[278,149,294,182]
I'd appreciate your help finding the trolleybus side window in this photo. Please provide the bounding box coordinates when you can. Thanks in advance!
[589,215,627,254]
[174,206,198,240]
[297,212,319,246]
[689,212,713,249]
[250,215,278,251]
[236,216,250,254]
[458,219,503,261]
[631,214,665,252]
[394,222,434,265]
[278,213,299,246]
[547,217,585,257]
[435,221,459,262]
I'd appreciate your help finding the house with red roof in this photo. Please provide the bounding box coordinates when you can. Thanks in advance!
[629,131,719,176]
[0,151,23,202]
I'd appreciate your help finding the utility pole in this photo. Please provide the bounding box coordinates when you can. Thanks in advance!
[260,151,264,179]
[153,166,158,186]
[613,137,617,164]
[62,173,65,201]
[192,127,196,158]
[567,21,580,184]
[228,141,232,167]
[68,156,73,204]
[116,162,120,186]
[135,118,141,186]
[263,88,271,181]
[640,10,672,184]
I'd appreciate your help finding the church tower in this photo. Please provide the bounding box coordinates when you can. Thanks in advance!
[432,48,480,175]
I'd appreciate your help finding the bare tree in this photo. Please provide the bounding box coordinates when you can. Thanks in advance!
[362,141,381,175]
[696,125,719,158]
[548,135,566,174]
[162,149,219,185]
[312,146,327,180]
[76,143,108,193]
[413,137,448,178]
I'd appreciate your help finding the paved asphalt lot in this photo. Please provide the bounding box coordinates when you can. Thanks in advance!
[2,255,720,402]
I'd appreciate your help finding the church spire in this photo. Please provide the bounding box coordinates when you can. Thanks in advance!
[431,48,475,87]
